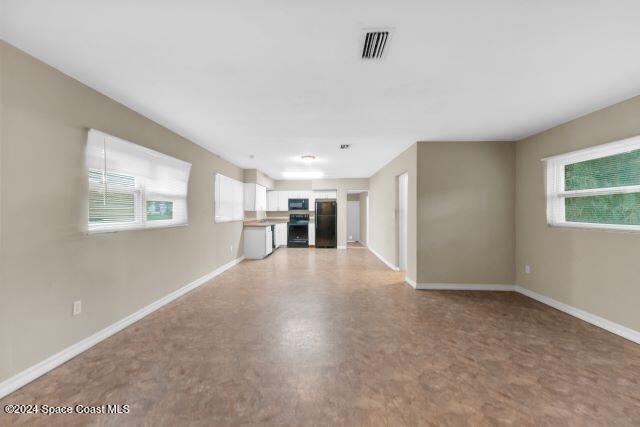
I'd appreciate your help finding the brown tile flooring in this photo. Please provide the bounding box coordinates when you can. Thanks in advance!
[2,248,640,426]
[347,241,365,248]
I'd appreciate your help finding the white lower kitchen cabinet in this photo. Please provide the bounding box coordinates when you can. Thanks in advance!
[308,222,315,246]
[275,223,288,247]
[244,226,273,259]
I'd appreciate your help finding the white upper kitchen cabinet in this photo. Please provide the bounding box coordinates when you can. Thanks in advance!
[277,191,290,211]
[265,190,317,211]
[256,185,267,211]
[267,191,278,212]
[244,183,267,211]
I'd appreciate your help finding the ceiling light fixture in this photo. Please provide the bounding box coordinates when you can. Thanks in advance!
[301,155,316,162]
[282,171,324,179]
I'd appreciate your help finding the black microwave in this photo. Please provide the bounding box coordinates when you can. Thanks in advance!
[288,198,309,210]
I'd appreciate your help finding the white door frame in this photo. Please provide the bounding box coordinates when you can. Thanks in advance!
[346,190,368,247]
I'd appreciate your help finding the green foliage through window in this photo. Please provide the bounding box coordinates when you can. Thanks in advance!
[565,193,640,225]
[565,149,640,191]
[146,201,173,221]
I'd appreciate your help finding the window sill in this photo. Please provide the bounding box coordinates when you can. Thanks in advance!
[214,219,245,224]
[548,222,640,233]
[87,223,189,235]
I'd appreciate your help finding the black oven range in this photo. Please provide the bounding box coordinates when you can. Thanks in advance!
[287,214,309,247]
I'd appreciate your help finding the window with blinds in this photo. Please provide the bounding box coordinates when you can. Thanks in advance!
[543,135,640,231]
[86,129,192,233]
[214,173,244,223]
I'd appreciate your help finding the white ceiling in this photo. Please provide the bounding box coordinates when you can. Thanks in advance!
[3,1,640,179]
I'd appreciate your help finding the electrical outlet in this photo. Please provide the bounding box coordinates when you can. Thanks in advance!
[524,264,531,274]
[73,300,82,316]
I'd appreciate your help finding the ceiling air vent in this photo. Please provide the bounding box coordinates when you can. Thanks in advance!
[362,31,389,59]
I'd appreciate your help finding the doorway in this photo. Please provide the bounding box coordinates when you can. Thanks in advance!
[397,173,408,271]
[347,191,368,249]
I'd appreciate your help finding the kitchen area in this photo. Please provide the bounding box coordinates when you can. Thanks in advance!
[243,185,337,259]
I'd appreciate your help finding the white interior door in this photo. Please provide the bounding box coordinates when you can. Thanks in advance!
[398,173,408,271]
[347,201,360,242]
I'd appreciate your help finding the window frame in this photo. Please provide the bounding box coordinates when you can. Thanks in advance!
[543,134,640,232]
[87,129,191,234]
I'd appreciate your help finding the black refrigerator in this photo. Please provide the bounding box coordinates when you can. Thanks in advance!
[315,200,337,248]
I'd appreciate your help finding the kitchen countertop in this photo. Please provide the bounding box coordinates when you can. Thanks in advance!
[243,218,315,227]
[243,220,288,228]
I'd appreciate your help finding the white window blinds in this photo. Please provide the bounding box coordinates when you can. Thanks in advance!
[87,129,192,233]
[543,134,640,231]
[214,173,244,223]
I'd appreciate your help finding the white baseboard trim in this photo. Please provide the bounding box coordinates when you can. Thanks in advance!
[367,247,399,271]
[0,256,245,400]
[337,245,347,250]
[515,286,640,345]
[409,281,639,344]
[413,283,516,291]
[404,276,418,289]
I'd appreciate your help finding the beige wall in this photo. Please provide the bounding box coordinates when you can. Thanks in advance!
[416,141,515,284]
[273,180,312,191]
[0,41,245,382]
[0,40,7,382]
[368,144,417,281]
[243,169,274,189]
[516,95,640,331]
